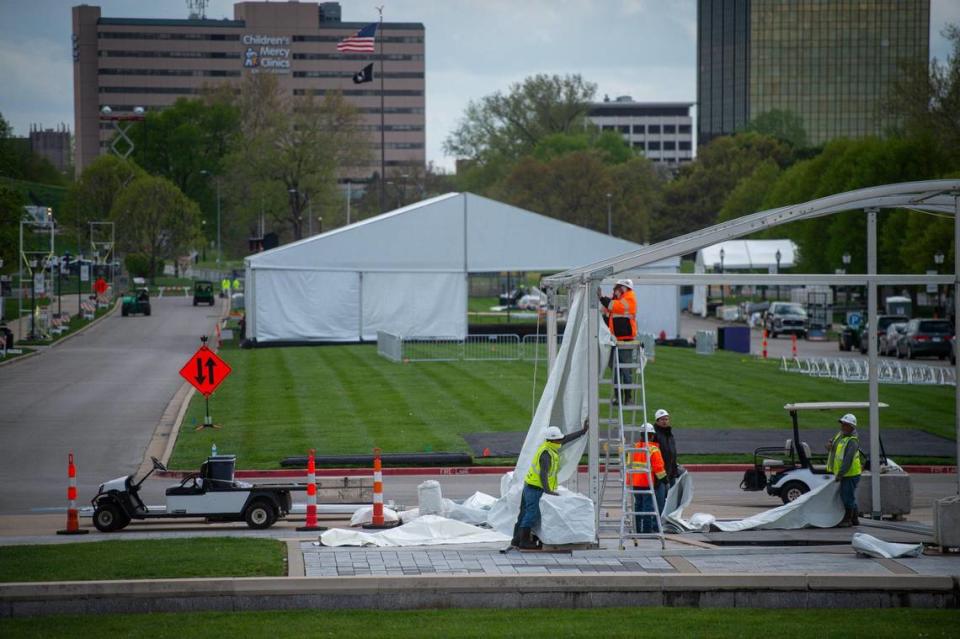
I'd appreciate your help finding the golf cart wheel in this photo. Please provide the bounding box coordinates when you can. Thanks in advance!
[121,308,129,317]
[144,307,151,316]
[193,299,198,306]
[93,502,129,532]
[779,481,809,504]
[244,500,276,529]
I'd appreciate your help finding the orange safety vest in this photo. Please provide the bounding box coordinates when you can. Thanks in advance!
[625,441,666,489]
[607,289,637,341]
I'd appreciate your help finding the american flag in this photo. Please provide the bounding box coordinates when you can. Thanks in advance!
[337,23,377,53]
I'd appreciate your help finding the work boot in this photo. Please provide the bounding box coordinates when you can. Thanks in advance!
[517,527,538,550]
[850,510,860,526]
[623,390,632,405]
[510,523,523,547]
[836,509,852,528]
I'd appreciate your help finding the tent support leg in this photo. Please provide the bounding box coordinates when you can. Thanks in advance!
[866,208,882,519]
[586,282,600,540]
[546,289,557,375]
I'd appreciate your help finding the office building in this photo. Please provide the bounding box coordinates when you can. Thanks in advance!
[697,0,929,147]
[29,125,72,173]
[588,97,694,165]
[72,2,425,178]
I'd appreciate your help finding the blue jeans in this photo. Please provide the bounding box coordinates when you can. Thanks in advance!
[840,475,860,511]
[518,484,544,529]
[633,483,666,534]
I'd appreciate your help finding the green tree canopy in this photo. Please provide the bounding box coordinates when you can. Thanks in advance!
[0,184,26,272]
[740,109,809,149]
[110,175,202,283]
[64,155,145,238]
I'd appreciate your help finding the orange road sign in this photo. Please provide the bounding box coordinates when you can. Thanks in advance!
[178,345,232,397]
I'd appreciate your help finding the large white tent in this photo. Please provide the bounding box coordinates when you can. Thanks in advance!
[692,239,798,316]
[244,192,680,343]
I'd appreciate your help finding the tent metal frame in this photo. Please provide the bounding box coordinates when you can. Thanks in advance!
[541,180,960,533]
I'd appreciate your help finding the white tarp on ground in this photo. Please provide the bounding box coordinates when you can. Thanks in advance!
[318,515,509,548]
[663,471,845,532]
[851,532,924,559]
[245,192,680,343]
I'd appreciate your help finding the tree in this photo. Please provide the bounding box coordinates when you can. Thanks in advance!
[740,109,809,149]
[0,111,67,185]
[224,74,368,241]
[717,159,781,222]
[64,155,145,240]
[887,24,960,166]
[651,133,792,241]
[0,185,26,273]
[110,176,202,283]
[444,74,597,187]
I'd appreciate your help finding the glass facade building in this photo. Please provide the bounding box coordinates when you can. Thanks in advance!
[697,0,929,147]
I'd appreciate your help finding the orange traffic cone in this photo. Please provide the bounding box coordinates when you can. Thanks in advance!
[362,448,398,529]
[297,449,326,531]
[57,452,89,535]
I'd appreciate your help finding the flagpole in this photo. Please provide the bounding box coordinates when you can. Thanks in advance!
[377,5,386,214]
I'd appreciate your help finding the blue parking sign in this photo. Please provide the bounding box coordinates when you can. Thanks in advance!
[847,312,862,327]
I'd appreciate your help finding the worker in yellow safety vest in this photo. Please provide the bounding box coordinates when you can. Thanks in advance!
[232,278,241,292]
[826,413,863,527]
[626,423,667,533]
[220,278,230,298]
[511,420,589,550]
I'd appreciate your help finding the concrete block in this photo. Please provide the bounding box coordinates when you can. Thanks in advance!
[856,472,912,516]
[933,495,960,548]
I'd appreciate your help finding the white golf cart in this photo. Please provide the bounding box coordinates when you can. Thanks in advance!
[91,455,298,532]
[740,401,898,503]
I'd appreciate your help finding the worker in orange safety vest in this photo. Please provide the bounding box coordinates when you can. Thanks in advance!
[599,279,638,403]
[625,423,667,533]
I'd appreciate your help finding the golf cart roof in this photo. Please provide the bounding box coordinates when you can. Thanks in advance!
[784,402,889,411]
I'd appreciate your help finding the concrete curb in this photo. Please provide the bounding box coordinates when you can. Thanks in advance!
[1,573,956,617]
[0,300,119,369]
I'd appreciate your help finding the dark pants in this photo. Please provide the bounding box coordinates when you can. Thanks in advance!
[840,475,860,512]
[608,345,633,393]
[517,483,544,529]
[632,483,666,533]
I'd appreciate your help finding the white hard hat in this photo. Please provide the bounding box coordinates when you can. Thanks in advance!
[654,409,670,420]
[615,278,633,290]
[544,426,564,441]
[839,413,857,427]
[639,422,655,434]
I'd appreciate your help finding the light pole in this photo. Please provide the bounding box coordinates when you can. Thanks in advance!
[606,192,612,236]
[935,251,945,316]
[346,181,352,225]
[775,249,782,301]
[719,247,725,305]
[841,252,851,307]
[201,171,221,268]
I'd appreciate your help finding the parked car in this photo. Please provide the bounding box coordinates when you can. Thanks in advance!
[897,319,954,360]
[858,315,909,354]
[763,302,808,338]
[879,321,908,357]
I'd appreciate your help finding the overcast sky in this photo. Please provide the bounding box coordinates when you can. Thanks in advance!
[2,0,958,171]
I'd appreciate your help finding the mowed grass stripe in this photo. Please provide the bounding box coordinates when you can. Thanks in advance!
[169,344,954,469]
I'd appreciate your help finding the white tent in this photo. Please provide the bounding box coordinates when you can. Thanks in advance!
[244,192,680,343]
[692,239,798,316]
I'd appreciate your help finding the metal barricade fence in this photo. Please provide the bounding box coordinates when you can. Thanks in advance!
[400,336,464,362]
[521,334,563,361]
[377,331,403,362]
[782,355,955,386]
[464,334,522,361]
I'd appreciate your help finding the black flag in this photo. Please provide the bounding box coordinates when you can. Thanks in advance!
[353,63,374,84]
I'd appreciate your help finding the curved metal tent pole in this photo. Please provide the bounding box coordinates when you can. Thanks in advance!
[540,180,960,530]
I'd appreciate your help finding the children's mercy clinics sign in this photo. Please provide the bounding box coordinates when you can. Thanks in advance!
[242,34,291,73]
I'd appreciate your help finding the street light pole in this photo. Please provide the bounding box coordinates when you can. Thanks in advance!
[215,178,221,268]
[606,192,612,236]
[775,249,782,301]
[719,247,725,305]
[935,251,945,316]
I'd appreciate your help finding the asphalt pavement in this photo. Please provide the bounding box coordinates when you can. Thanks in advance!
[0,296,219,515]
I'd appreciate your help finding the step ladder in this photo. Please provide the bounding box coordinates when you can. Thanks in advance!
[597,340,665,550]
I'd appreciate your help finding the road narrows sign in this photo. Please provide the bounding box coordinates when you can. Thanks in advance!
[179,345,232,397]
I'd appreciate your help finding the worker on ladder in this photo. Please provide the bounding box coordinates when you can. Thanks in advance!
[511,420,589,550]
[598,279,638,403]
[627,423,667,533]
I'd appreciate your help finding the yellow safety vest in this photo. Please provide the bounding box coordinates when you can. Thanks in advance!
[221,279,230,291]
[828,433,862,477]
[232,279,241,290]
[525,441,561,491]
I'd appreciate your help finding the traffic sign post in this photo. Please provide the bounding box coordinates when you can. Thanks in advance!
[179,336,232,430]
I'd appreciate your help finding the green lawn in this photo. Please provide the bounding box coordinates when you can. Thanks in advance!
[169,343,953,469]
[0,538,285,582]
[1,608,956,638]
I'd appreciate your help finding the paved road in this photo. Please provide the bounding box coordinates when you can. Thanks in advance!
[0,297,219,515]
